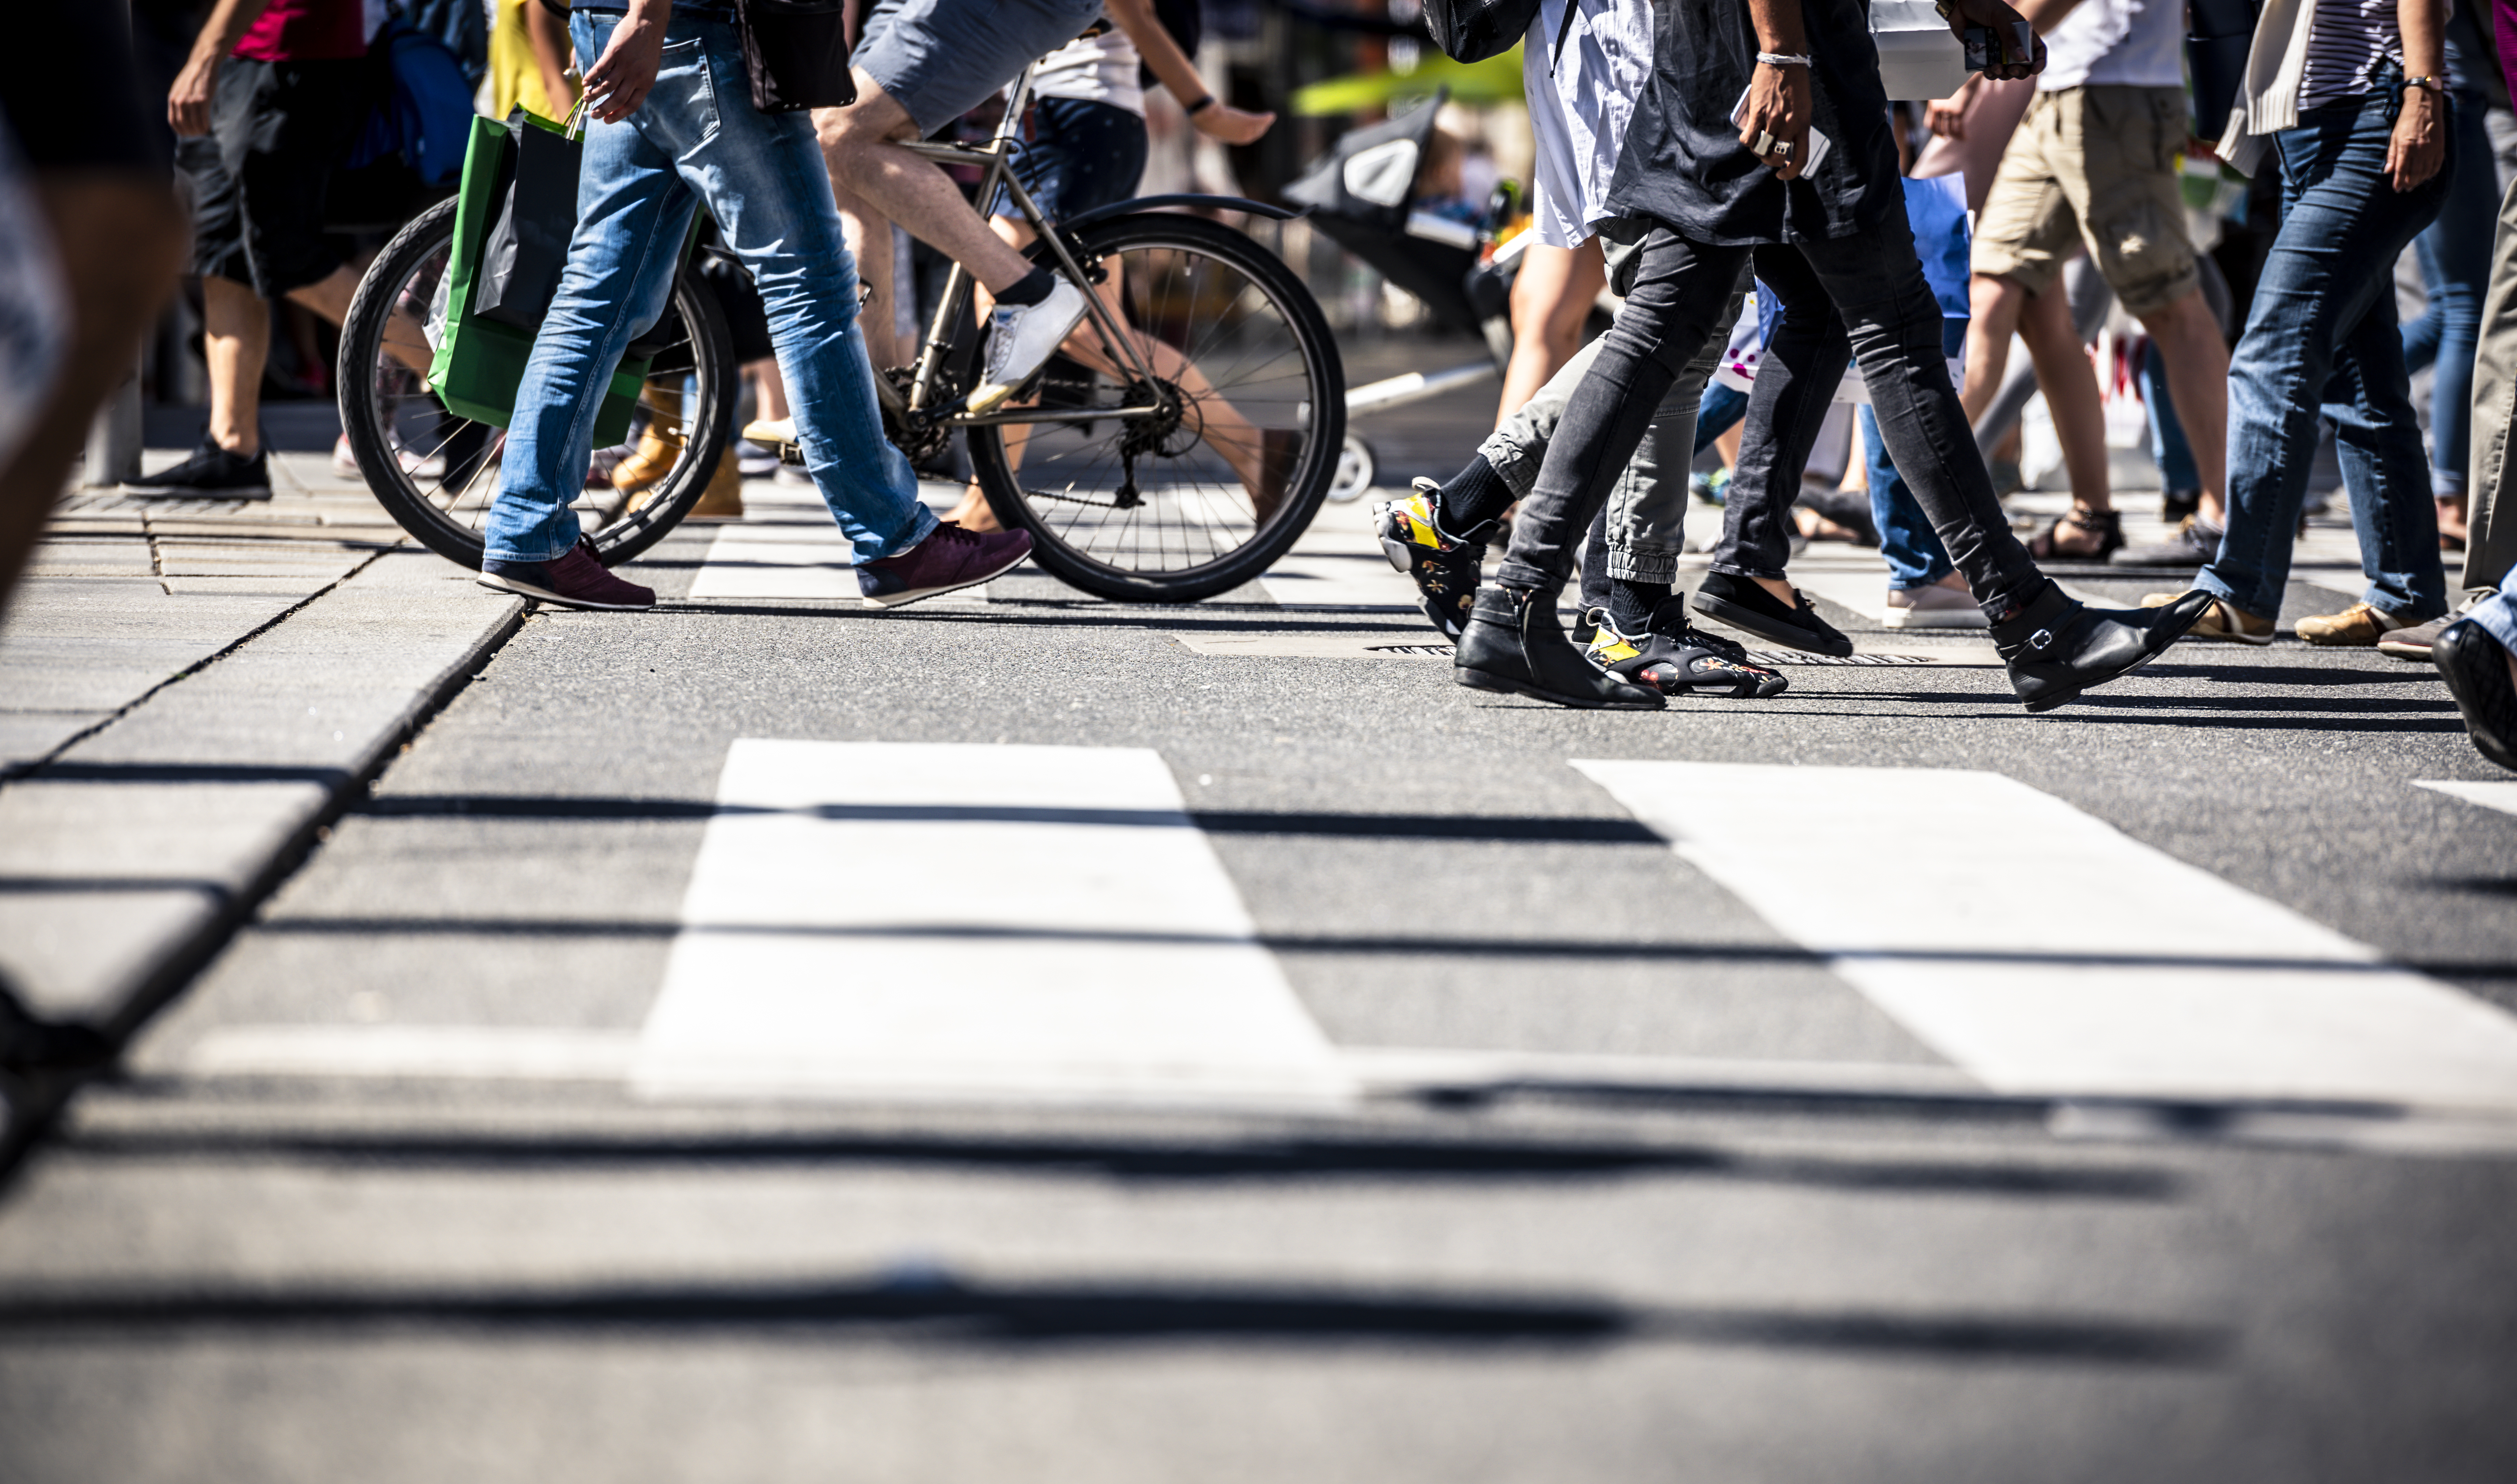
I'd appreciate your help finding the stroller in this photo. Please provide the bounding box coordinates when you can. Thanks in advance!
[1284,89,1534,501]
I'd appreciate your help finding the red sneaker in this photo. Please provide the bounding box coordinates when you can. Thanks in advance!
[856,522,1031,608]
[478,540,655,611]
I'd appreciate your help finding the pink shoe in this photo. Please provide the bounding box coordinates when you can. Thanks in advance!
[477,539,655,610]
[856,522,1031,608]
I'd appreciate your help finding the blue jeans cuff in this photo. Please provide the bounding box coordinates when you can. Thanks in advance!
[864,503,939,563]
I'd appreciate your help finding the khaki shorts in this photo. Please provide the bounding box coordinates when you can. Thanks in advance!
[1972,85,2200,315]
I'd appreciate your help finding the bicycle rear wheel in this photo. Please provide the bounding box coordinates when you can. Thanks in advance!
[966,212,1343,604]
[336,196,737,570]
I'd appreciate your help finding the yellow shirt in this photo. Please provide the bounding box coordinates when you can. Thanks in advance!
[487,0,568,122]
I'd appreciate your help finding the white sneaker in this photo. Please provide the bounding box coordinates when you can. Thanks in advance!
[332,433,360,477]
[966,277,1089,414]
[1882,581,1989,629]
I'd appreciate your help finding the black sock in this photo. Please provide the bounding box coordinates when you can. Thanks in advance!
[1435,455,1514,537]
[1608,577,1670,634]
[994,266,1056,308]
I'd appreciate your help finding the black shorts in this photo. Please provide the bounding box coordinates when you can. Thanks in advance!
[0,4,160,172]
[183,56,372,298]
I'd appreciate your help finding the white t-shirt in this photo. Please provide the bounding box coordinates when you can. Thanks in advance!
[2038,0,2186,90]
[1523,0,1654,248]
[1027,15,1146,115]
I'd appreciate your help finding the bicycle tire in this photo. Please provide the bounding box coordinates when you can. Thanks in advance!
[337,197,738,571]
[965,213,1344,604]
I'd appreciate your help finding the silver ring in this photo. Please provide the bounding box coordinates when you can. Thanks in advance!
[1753,129,1776,156]
[1772,140,1794,159]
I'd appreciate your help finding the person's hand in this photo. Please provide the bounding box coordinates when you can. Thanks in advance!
[1739,60,1812,181]
[168,52,220,136]
[582,13,666,124]
[1947,0,2045,81]
[2389,86,2446,191]
[1191,101,1275,146]
[1925,75,1982,140]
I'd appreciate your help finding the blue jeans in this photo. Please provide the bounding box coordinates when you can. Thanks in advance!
[2141,342,2200,492]
[2199,84,2452,622]
[2472,564,2517,649]
[1857,406,1958,588]
[2400,93,2494,498]
[483,9,932,565]
[1695,380,1749,452]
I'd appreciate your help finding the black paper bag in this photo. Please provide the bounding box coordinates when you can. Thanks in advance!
[735,0,856,113]
[472,110,582,329]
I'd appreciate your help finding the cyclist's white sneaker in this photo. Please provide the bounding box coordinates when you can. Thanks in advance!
[966,278,1089,414]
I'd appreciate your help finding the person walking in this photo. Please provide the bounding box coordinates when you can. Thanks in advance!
[2145,0,2455,643]
[474,0,1030,612]
[1449,0,2210,712]
[1956,0,2235,566]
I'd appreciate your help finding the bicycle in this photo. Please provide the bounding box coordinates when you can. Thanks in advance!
[337,41,1344,605]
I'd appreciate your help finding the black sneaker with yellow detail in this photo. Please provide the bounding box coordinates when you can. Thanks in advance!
[1585,598,1788,699]
[1374,478,1486,640]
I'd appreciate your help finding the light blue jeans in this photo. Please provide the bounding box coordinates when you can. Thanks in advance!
[2400,92,2495,498]
[483,8,932,565]
[2200,81,2452,622]
[1857,406,1959,589]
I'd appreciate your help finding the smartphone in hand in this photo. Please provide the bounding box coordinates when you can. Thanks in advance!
[1963,20,2037,72]
[1730,87,1834,174]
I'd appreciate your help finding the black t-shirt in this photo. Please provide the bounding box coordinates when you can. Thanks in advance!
[1604,0,1900,246]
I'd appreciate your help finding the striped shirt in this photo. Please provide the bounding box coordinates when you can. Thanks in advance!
[2299,0,2404,108]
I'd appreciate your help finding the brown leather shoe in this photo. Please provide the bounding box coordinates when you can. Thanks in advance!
[687,449,746,519]
[2143,590,2274,644]
[610,383,686,494]
[2296,600,2408,647]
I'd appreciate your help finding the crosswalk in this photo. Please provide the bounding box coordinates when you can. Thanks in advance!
[180,739,2517,1129]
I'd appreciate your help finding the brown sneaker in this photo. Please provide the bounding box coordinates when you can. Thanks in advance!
[2143,590,2274,644]
[2296,600,2408,647]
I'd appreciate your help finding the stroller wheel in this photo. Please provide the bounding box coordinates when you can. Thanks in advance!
[1326,433,1375,503]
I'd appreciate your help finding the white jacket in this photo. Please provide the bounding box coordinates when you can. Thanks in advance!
[2212,0,2325,177]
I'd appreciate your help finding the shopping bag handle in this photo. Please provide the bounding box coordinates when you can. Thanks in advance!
[563,93,591,141]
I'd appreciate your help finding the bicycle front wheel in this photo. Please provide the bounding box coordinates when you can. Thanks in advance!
[967,212,1344,604]
[337,196,737,570]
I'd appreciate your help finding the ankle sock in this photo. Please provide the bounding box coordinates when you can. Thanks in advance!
[994,266,1056,308]
[1435,456,1514,537]
[1608,577,1670,634]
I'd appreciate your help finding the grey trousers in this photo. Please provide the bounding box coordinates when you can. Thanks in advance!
[2465,171,2517,596]
[1479,287,1741,586]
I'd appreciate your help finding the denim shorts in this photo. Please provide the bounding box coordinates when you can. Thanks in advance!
[991,97,1148,222]
[854,0,1106,135]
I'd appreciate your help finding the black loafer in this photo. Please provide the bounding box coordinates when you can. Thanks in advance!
[1689,571,1855,657]
[2435,619,2517,773]
[1994,583,2211,713]
[1454,586,1665,710]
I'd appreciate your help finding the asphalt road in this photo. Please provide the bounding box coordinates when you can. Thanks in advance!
[4,333,2516,1481]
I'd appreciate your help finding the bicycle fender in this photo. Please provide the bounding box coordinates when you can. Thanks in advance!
[1057,194,1308,234]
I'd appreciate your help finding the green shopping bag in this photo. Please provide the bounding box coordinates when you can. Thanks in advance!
[427,110,649,444]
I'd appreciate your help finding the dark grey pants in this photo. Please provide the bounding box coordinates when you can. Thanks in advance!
[1498,217,2045,621]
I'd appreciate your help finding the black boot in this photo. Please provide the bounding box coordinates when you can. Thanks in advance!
[1454,585,1665,710]
[1993,582,2212,713]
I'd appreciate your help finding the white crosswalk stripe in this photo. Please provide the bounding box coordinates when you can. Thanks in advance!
[2415,779,2517,819]
[1578,759,2517,1111]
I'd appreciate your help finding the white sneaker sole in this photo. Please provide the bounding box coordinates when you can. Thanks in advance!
[858,542,1032,609]
[1882,607,1989,630]
[476,571,653,612]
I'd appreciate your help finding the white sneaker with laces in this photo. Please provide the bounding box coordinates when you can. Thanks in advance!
[966,278,1089,414]
[1883,580,1989,629]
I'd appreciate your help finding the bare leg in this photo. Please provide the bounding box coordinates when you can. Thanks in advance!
[1496,239,1605,422]
[2135,285,2230,528]
[203,273,271,457]
[751,357,790,422]
[816,75,1038,371]
[288,263,430,375]
[0,175,185,618]
[1960,272,2026,424]
[2016,275,2111,514]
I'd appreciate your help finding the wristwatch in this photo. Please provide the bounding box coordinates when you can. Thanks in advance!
[2404,75,2448,96]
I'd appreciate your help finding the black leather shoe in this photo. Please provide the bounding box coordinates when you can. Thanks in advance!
[1454,586,1665,710]
[1689,571,1855,656]
[2435,619,2517,773]
[1993,583,2211,712]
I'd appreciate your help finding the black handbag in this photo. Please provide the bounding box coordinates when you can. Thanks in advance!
[1421,0,1543,64]
[734,0,857,112]
[471,108,583,328]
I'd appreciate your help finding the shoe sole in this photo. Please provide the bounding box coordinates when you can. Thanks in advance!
[859,544,1033,609]
[476,572,653,612]
[1691,593,1856,657]
[1881,609,1989,630]
[120,483,271,501]
[2377,639,2436,660]
[1455,666,1663,710]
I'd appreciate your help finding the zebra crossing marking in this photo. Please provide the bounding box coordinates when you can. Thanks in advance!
[2415,779,2517,819]
[630,740,1353,1106]
[1575,759,2517,1111]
